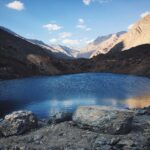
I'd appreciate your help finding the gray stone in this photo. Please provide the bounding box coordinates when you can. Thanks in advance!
[48,112,72,124]
[110,137,120,145]
[73,106,133,134]
[135,106,150,116]
[0,110,38,137]
[135,109,147,115]
[33,134,43,141]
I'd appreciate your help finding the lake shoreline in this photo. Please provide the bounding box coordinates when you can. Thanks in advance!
[1,73,150,119]
[0,106,150,150]
[1,71,150,81]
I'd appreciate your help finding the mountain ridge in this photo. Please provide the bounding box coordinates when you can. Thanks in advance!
[111,14,150,53]
[1,14,150,79]
[78,31,126,58]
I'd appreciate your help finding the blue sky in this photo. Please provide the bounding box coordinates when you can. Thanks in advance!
[0,0,150,48]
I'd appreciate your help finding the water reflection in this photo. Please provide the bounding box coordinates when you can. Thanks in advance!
[0,73,150,118]
[124,95,150,108]
[27,99,97,117]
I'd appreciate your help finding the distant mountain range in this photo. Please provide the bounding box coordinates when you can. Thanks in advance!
[29,31,127,59]
[78,31,126,58]
[0,26,126,59]
[0,26,79,59]
[28,39,79,58]
[0,14,150,79]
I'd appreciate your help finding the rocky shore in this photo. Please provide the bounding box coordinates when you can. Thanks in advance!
[0,106,150,150]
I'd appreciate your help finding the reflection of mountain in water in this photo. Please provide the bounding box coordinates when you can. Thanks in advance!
[0,73,150,118]
[124,95,150,108]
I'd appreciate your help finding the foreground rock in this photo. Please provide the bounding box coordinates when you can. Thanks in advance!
[73,106,134,134]
[48,112,72,124]
[0,111,38,137]
[0,106,149,149]
[0,116,149,150]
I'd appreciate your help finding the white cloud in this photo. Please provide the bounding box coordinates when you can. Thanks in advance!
[62,39,79,45]
[76,18,91,31]
[83,0,111,5]
[83,0,91,5]
[6,0,24,11]
[140,11,150,18]
[86,27,91,31]
[43,23,62,31]
[77,24,86,29]
[79,18,85,24]
[59,32,72,38]
[128,24,134,30]
[49,38,57,43]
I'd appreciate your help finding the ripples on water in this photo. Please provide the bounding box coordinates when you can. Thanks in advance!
[0,73,150,118]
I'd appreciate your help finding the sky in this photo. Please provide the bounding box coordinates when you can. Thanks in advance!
[0,0,150,48]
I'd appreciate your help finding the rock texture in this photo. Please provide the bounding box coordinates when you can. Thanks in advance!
[92,44,150,77]
[48,112,72,124]
[0,107,150,149]
[29,39,79,58]
[78,31,125,58]
[73,106,133,134]
[0,111,38,136]
[111,14,150,52]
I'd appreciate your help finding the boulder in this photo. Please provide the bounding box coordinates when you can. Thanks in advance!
[48,112,72,124]
[135,106,150,115]
[0,111,38,137]
[73,106,133,135]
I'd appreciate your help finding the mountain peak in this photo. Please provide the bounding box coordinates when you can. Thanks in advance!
[112,14,150,52]
[78,31,126,58]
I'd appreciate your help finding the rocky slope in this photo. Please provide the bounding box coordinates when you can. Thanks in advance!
[29,39,79,58]
[78,31,125,58]
[92,44,150,77]
[0,27,86,79]
[111,14,150,52]
[50,44,79,58]
[1,13,150,79]
[0,26,75,59]
[0,106,150,149]
[0,27,60,78]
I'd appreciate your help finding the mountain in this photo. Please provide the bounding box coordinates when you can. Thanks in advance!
[1,13,150,80]
[0,26,22,38]
[29,39,79,58]
[50,45,79,58]
[78,31,126,58]
[0,26,90,79]
[0,27,76,79]
[111,14,150,52]
[92,44,150,77]
[0,26,78,59]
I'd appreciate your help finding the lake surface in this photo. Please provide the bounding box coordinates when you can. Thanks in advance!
[0,73,150,118]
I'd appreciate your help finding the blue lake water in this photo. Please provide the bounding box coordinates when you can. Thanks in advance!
[0,73,150,118]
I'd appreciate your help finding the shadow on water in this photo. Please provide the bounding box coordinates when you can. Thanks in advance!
[0,73,150,118]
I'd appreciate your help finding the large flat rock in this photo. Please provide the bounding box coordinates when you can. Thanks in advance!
[73,106,134,134]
